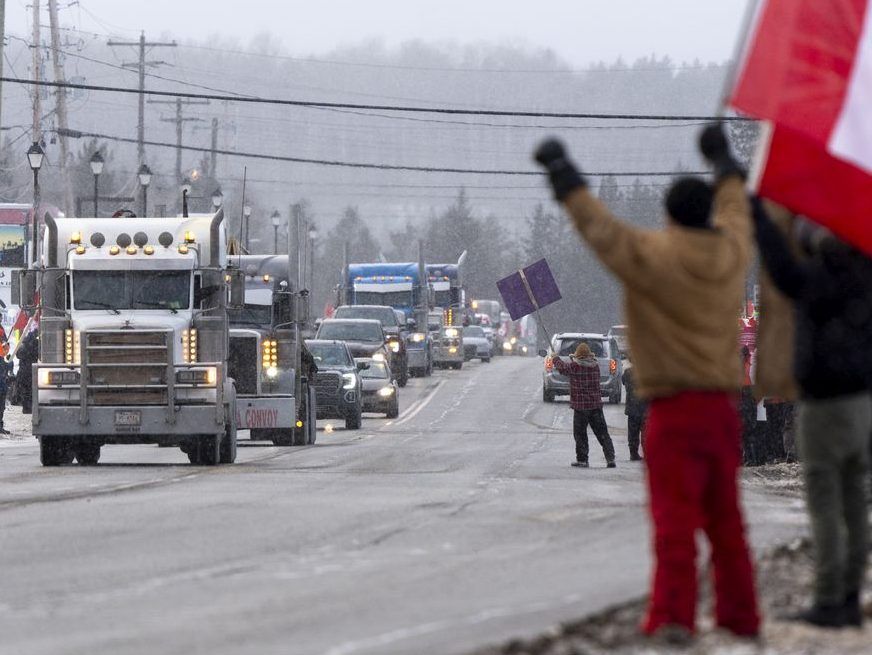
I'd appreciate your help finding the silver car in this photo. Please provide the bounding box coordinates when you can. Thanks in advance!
[462,325,491,363]
[541,333,623,404]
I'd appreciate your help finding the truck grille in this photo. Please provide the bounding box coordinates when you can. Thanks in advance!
[314,371,342,411]
[228,335,258,395]
[84,330,170,405]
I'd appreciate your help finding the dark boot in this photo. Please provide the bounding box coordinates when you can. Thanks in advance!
[630,451,643,461]
[843,592,863,627]
[786,604,845,628]
[571,460,589,468]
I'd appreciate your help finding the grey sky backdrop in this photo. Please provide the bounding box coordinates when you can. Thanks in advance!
[7,0,749,66]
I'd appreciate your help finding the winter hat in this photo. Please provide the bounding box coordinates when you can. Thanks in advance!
[573,343,592,359]
[665,176,714,229]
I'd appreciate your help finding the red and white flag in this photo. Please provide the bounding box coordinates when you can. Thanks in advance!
[731,0,872,255]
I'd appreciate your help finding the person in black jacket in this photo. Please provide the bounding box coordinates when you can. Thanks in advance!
[753,200,872,629]
[621,362,647,461]
[16,330,39,415]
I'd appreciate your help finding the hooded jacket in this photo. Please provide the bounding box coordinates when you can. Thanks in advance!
[552,354,602,410]
[562,176,752,399]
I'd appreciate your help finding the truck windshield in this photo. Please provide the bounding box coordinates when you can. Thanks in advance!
[333,306,399,327]
[318,321,383,342]
[354,291,412,308]
[434,290,452,308]
[228,304,272,326]
[74,270,190,311]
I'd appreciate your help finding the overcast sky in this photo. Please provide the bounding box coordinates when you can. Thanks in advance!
[7,0,750,66]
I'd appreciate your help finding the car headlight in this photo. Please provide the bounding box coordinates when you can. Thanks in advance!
[521,345,528,354]
[342,372,357,389]
[410,332,426,343]
[38,369,81,387]
[444,328,458,338]
[502,342,513,351]
[372,352,386,362]
[388,340,401,352]
[378,386,395,397]
[176,367,218,386]
[510,337,518,345]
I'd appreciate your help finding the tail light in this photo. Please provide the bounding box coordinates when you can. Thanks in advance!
[609,359,617,374]
[545,357,554,372]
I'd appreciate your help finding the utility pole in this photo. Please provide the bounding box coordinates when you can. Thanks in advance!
[47,0,73,215]
[0,0,6,136]
[108,32,176,166]
[150,97,208,182]
[210,118,218,178]
[30,0,41,144]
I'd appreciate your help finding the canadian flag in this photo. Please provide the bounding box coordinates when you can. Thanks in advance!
[731,0,872,255]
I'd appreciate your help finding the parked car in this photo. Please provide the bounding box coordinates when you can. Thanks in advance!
[315,318,390,364]
[462,325,491,363]
[608,324,629,358]
[356,357,400,418]
[305,339,363,429]
[541,333,623,404]
[332,305,409,386]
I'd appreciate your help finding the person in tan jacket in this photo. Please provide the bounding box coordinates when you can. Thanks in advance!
[534,124,759,640]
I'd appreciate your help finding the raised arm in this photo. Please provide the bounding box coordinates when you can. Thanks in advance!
[751,197,810,300]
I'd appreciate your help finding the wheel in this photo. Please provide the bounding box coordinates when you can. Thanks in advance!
[482,357,491,364]
[306,385,318,445]
[220,423,237,464]
[40,437,74,466]
[189,435,220,465]
[75,444,101,466]
[543,388,555,403]
[271,430,294,446]
[386,400,399,419]
[250,428,274,441]
[453,362,463,371]
[345,406,362,430]
[397,370,408,387]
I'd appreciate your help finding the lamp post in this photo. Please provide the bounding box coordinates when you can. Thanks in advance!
[89,151,104,217]
[138,164,152,218]
[181,177,192,218]
[211,186,223,211]
[307,224,318,295]
[271,210,281,255]
[26,142,45,267]
[243,205,252,250]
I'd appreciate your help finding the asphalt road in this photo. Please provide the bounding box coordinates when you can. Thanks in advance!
[0,356,807,655]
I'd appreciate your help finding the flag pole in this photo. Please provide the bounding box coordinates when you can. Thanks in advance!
[518,268,555,353]
[718,0,763,116]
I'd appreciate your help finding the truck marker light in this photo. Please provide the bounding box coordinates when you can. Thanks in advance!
[75,245,86,255]
[143,245,155,255]
[126,245,137,255]
[224,274,231,282]
[183,231,196,243]
[449,347,458,354]
[206,367,218,386]
[296,420,303,428]
[70,231,82,244]
[178,244,189,254]
[262,274,270,283]
[109,245,120,255]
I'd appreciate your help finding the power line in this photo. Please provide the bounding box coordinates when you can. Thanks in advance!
[3,76,751,122]
[56,126,708,177]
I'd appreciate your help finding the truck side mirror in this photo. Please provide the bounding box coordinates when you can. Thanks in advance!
[406,317,417,330]
[538,349,548,358]
[227,270,246,309]
[15,269,39,311]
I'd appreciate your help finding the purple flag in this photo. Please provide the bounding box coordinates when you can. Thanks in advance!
[497,258,562,321]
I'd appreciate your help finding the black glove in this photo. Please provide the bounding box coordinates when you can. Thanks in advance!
[698,123,745,181]
[750,195,769,226]
[533,139,587,202]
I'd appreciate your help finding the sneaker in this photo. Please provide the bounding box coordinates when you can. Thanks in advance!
[785,604,845,628]
[571,461,589,468]
[843,591,863,627]
[607,461,617,468]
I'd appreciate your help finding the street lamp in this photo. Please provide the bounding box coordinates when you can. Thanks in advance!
[181,177,192,218]
[271,210,281,255]
[89,151,104,217]
[307,224,318,294]
[211,186,224,210]
[138,164,152,218]
[243,205,252,250]
[26,142,45,267]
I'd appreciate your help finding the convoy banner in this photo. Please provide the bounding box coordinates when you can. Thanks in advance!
[730,0,872,255]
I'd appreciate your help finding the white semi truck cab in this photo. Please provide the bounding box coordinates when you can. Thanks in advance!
[18,210,244,466]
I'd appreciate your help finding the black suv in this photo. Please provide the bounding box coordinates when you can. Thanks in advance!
[332,305,409,387]
[305,339,363,430]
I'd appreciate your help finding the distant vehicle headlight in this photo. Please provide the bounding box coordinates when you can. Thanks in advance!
[410,332,426,343]
[371,352,386,362]
[378,386,395,397]
[388,340,401,352]
[502,342,513,351]
[342,372,357,389]
[521,345,528,354]
[444,328,459,338]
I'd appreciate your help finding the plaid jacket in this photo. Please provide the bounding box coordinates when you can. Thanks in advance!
[553,356,602,410]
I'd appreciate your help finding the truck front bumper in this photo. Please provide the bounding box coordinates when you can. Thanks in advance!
[34,404,226,444]
[406,348,429,369]
[236,395,296,430]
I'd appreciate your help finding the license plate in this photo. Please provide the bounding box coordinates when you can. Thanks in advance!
[114,410,142,426]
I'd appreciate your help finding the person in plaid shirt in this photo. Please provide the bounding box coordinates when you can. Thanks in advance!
[550,342,616,468]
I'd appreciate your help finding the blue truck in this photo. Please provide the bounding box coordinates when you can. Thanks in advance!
[342,262,433,377]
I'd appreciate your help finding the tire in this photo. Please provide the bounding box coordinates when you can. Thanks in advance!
[40,437,74,467]
[75,444,101,466]
[189,434,220,465]
[482,357,491,364]
[397,370,408,387]
[220,423,237,464]
[271,430,294,446]
[250,428,273,441]
[453,362,463,371]
[543,388,555,403]
[386,401,399,419]
[306,385,318,445]
[345,406,362,430]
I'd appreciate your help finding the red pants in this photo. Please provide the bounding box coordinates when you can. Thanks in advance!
[643,391,760,636]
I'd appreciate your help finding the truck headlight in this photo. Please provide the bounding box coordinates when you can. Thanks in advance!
[38,369,81,387]
[342,372,357,390]
[176,367,217,386]
[378,386,395,397]
[388,340,401,352]
[371,353,386,363]
[448,347,458,354]
[265,366,279,379]
[410,333,426,343]
[444,328,458,338]
[502,342,513,351]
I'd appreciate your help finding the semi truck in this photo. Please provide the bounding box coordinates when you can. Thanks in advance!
[427,254,467,370]
[18,209,244,466]
[227,254,317,446]
[340,244,433,377]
